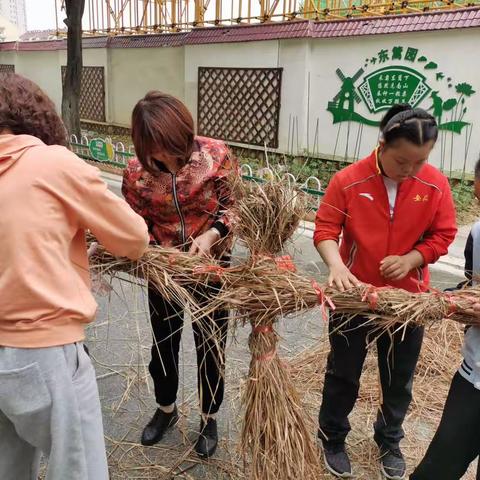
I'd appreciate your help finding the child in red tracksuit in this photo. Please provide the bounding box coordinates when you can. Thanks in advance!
[314,104,457,479]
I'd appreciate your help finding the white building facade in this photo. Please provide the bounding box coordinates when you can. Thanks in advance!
[0,0,26,34]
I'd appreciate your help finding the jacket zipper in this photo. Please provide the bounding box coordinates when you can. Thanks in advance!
[171,173,187,250]
[385,180,401,257]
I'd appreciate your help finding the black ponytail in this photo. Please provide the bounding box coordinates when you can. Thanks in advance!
[380,103,438,147]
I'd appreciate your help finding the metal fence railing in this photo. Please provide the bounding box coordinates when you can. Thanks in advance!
[70,135,325,210]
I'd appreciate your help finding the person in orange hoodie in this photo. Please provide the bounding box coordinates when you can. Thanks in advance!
[314,104,457,479]
[0,73,150,480]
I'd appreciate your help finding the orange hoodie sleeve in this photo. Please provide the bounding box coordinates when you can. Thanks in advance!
[414,177,458,265]
[59,151,150,260]
[313,173,347,247]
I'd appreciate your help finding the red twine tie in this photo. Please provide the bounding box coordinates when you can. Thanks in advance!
[311,280,335,319]
[362,285,379,310]
[441,292,457,315]
[252,324,275,361]
[255,350,276,362]
[414,281,458,316]
[253,324,273,334]
[192,264,225,276]
[252,254,297,273]
[274,255,297,273]
[192,264,225,282]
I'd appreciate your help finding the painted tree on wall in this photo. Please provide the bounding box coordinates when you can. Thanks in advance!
[61,0,85,138]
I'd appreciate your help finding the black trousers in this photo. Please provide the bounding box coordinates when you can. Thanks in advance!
[319,314,424,450]
[148,284,228,415]
[411,372,480,480]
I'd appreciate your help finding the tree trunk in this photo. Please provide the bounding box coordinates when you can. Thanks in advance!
[61,0,85,140]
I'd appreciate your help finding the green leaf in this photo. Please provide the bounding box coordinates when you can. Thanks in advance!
[442,98,457,111]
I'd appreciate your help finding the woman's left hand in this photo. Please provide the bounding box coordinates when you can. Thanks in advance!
[380,250,423,281]
[189,229,221,257]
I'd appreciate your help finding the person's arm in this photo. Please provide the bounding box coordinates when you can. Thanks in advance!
[413,179,458,267]
[64,153,149,260]
[314,174,360,291]
[464,232,474,285]
[212,148,238,237]
[381,179,457,282]
[122,161,147,218]
[190,148,239,256]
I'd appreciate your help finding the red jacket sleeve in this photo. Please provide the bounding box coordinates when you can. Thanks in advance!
[313,173,347,247]
[414,179,457,265]
[121,160,146,219]
[212,147,239,238]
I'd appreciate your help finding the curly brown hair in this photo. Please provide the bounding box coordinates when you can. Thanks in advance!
[0,73,67,146]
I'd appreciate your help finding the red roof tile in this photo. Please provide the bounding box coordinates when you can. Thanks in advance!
[184,20,311,45]
[0,41,17,51]
[109,32,188,48]
[1,6,479,52]
[19,29,66,42]
[311,7,480,38]
[16,40,62,51]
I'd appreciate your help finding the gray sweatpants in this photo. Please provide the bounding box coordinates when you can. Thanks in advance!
[0,342,108,480]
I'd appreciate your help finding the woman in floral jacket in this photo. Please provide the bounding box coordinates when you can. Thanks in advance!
[122,91,238,458]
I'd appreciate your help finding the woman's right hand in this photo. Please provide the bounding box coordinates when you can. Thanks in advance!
[328,262,361,292]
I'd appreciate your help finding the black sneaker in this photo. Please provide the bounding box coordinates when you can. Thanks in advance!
[195,417,218,458]
[322,443,354,478]
[379,446,406,480]
[141,406,178,446]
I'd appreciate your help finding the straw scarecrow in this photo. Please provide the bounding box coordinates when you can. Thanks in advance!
[219,178,324,480]
[89,176,480,480]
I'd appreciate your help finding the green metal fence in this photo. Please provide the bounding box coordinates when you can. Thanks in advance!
[70,136,325,209]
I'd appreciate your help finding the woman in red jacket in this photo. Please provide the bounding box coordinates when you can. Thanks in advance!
[122,92,237,458]
[314,104,457,479]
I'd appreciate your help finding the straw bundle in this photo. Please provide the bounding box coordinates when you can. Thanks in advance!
[231,176,309,255]
[89,242,222,307]
[214,258,480,328]
[223,178,323,479]
[89,175,320,479]
[241,326,322,479]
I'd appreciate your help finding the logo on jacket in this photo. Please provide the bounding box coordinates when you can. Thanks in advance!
[359,193,374,201]
[413,194,429,202]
